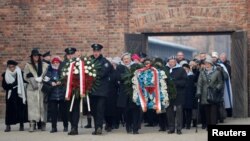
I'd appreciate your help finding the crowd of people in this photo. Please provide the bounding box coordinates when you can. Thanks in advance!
[1,44,233,136]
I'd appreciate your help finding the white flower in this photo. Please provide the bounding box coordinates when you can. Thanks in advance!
[92,64,94,67]
[69,59,73,62]
[63,72,66,76]
[66,63,69,66]
[75,62,80,66]
[87,61,90,64]
[84,66,88,69]
[88,66,92,70]
[93,73,96,77]
[84,57,87,61]
[89,72,93,76]
[76,57,80,61]
[67,72,70,76]
[93,69,96,72]
[85,70,89,74]
[68,68,71,72]
[74,69,79,74]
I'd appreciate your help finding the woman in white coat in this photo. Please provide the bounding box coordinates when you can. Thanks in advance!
[24,49,48,132]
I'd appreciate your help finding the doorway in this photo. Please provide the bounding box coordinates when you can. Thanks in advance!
[125,31,248,117]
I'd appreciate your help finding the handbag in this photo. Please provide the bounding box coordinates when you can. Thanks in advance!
[29,77,39,90]
[205,74,220,104]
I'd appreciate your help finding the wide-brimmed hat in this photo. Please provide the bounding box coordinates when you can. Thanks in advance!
[30,49,41,56]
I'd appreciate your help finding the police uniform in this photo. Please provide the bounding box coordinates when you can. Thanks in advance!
[58,47,78,135]
[90,44,113,135]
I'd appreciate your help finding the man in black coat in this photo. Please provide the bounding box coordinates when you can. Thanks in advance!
[59,47,77,135]
[90,44,113,135]
[166,56,187,135]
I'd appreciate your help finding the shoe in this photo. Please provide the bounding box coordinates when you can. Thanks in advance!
[177,130,182,135]
[202,125,206,129]
[63,127,68,132]
[19,123,24,131]
[133,131,139,134]
[159,128,166,132]
[168,130,175,134]
[106,127,112,132]
[29,122,35,132]
[96,127,102,135]
[186,127,191,130]
[41,122,46,131]
[4,125,11,132]
[126,127,132,134]
[84,125,92,128]
[92,131,96,135]
[145,124,154,127]
[92,128,102,135]
[68,129,78,135]
[50,128,57,133]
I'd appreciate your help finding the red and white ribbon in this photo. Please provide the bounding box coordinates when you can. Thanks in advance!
[79,60,86,97]
[65,62,76,100]
[152,67,161,112]
[136,66,161,112]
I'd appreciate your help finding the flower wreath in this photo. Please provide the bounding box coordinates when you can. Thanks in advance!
[132,65,169,113]
[60,56,100,97]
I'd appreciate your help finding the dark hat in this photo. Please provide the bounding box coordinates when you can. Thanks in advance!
[7,60,18,66]
[139,52,147,58]
[30,49,41,56]
[154,57,164,65]
[42,51,51,57]
[65,47,77,55]
[91,44,103,51]
[182,64,190,69]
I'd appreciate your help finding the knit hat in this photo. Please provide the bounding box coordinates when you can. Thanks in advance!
[131,54,141,61]
[205,55,213,65]
[51,56,61,64]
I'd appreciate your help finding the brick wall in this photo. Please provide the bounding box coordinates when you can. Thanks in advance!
[0,0,249,117]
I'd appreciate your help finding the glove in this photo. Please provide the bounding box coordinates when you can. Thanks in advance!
[26,73,34,78]
[35,77,43,83]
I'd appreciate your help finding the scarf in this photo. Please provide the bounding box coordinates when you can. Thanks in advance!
[5,66,26,104]
[121,61,135,68]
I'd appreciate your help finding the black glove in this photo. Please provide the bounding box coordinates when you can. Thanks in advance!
[26,73,34,78]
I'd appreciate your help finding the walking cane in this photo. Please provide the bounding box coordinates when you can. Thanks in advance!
[196,98,200,133]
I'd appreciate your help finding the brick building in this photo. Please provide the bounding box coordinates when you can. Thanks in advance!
[0,0,249,118]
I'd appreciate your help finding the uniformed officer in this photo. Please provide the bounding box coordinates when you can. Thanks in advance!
[90,44,113,135]
[58,47,78,135]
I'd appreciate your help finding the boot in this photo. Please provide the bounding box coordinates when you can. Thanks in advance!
[68,128,78,135]
[50,128,57,133]
[41,122,46,131]
[29,121,35,132]
[92,127,102,135]
[19,123,24,131]
[4,125,11,132]
[84,117,92,128]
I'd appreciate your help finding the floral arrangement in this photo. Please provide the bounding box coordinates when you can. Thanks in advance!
[60,56,100,100]
[132,65,169,113]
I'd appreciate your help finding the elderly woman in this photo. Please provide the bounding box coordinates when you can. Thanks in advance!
[44,56,68,133]
[117,53,142,134]
[196,56,224,128]
[24,49,49,132]
[2,60,28,132]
